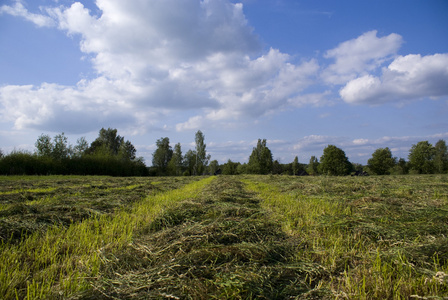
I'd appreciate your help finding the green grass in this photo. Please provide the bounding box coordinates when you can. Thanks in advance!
[84,176,329,299]
[1,174,447,299]
[244,174,448,299]
[0,175,209,299]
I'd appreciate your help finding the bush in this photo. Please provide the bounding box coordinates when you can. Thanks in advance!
[0,151,148,176]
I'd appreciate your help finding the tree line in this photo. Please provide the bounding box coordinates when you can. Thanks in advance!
[0,128,148,176]
[0,128,447,176]
[149,133,448,176]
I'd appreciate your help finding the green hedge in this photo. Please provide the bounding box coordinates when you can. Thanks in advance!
[0,152,149,176]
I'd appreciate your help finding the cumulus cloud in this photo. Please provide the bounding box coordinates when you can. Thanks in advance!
[340,53,448,104]
[322,30,403,85]
[2,0,446,137]
[0,81,145,132]
[0,1,55,27]
[175,50,320,131]
[0,0,323,133]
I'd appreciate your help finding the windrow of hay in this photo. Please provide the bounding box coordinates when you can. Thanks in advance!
[244,174,448,299]
[0,176,211,299]
[1,174,447,299]
[0,176,201,243]
[81,176,330,299]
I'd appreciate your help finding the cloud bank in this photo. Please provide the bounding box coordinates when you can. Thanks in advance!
[340,53,448,104]
[1,1,447,135]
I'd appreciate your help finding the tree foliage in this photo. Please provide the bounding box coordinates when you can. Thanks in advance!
[3,128,448,177]
[35,134,53,157]
[168,143,183,176]
[222,159,240,175]
[408,141,435,174]
[434,139,448,174]
[208,160,219,175]
[195,130,210,175]
[247,139,273,174]
[89,128,123,156]
[318,145,352,176]
[152,137,173,175]
[2,129,146,176]
[52,133,71,160]
[367,147,396,175]
[73,137,89,158]
[307,156,319,175]
[292,156,299,175]
[183,149,196,176]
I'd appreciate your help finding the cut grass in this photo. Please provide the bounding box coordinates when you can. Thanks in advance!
[83,176,329,299]
[1,174,447,299]
[0,176,201,243]
[0,176,211,299]
[244,174,448,299]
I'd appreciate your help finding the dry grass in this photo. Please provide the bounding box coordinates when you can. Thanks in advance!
[82,176,330,299]
[0,176,200,243]
[0,175,206,299]
[245,174,448,299]
[1,174,447,299]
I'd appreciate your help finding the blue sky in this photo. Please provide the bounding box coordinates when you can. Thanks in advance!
[1,0,448,165]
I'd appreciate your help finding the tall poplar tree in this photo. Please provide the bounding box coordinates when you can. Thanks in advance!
[194,130,210,175]
[292,156,299,175]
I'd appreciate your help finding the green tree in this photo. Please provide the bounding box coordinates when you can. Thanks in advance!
[367,147,396,175]
[318,145,352,176]
[307,156,319,175]
[390,158,408,175]
[52,132,70,160]
[89,128,124,156]
[222,159,240,175]
[183,149,196,176]
[352,163,364,173]
[272,159,283,174]
[247,139,273,174]
[292,156,299,175]
[119,140,136,160]
[194,130,210,175]
[73,137,89,158]
[152,137,173,175]
[208,160,219,175]
[168,143,183,176]
[35,134,53,157]
[408,141,435,174]
[434,139,448,174]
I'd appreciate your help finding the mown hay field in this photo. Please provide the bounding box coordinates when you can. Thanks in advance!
[0,174,447,299]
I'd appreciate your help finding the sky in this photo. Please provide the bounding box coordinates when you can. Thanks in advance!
[1,0,448,166]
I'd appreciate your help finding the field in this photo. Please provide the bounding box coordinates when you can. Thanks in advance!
[0,175,447,299]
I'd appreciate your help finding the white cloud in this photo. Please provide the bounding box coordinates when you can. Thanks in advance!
[352,138,369,145]
[47,0,260,77]
[0,1,55,27]
[2,0,446,138]
[293,135,344,152]
[0,80,158,133]
[340,53,448,104]
[0,0,324,134]
[323,30,403,85]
